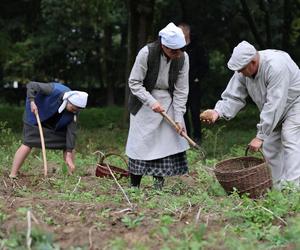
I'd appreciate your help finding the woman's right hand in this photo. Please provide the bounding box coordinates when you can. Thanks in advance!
[30,101,38,114]
[151,102,165,113]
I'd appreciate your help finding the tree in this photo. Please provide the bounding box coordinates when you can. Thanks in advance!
[123,0,155,121]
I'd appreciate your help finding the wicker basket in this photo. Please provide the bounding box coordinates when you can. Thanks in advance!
[214,148,272,198]
[95,153,129,179]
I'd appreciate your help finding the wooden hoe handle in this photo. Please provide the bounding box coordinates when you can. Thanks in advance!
[35,111,48,177]
[160,112,199,148]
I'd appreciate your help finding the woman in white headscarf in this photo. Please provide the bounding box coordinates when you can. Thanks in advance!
[126,22,190,190]
[9,81,88,178]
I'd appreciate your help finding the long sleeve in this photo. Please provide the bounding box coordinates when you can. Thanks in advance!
[256,63,290,140]
[173,52,189,123]
[214,72,248,120]
[128,46,157,107]
[26,82,53,101]
[65,118,77,151]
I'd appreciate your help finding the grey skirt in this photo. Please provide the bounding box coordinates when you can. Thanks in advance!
[23,122,67,149]
[128,152,188,176]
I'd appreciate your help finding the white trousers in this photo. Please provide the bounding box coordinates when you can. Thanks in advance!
[263,112,300,187]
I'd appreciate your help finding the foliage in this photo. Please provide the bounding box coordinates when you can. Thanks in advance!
[0,105,300,249]
[1,1,300,106]
[1,0,127,87]
[1,227,58,249]
[121,214,145,229]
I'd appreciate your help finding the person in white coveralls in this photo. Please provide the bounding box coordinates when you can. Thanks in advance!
[200,40,300,188]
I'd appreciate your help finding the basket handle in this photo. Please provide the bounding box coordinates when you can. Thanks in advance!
[245,147,266,162]
[99,153,128,168]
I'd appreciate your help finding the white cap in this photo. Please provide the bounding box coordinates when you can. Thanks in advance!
[227,41,257,71]
[158,22,186,49]
[58,91,88,113]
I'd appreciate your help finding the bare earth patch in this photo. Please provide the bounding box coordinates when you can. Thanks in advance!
[0,169,218,249]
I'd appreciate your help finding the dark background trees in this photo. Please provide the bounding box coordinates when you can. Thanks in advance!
[1,0,300,107]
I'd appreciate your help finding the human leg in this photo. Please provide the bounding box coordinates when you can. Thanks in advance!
[153,176,165,190]
[63,150,75,174]
[128,158,145,188]
[151,152,187,190]
[281,114,300,184]
[130,174,143,188]
[10,144,32,177]
[262,130,284,187]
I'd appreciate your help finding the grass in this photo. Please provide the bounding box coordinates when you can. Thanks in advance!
[0,104,300,249]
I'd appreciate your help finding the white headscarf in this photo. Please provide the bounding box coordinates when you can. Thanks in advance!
[158,22,186,49]
[227,41,257,71]
[58,91,88,113]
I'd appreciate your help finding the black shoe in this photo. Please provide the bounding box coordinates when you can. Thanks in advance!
[130,174,142,188]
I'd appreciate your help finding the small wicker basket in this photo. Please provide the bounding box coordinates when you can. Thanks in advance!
[214,148,272,198]
[95,153,129,179]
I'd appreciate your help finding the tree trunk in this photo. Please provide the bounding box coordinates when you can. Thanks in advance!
[123,0,155,124]
[282,0,292,51]
[102,24,114,105]
[259,0,272,47]
[240,0,265,48]
[178,0,188,22]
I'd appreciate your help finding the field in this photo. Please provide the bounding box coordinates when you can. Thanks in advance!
[1,105,300,250]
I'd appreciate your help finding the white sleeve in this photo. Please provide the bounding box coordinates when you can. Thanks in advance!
[256,63,289,140]
[128,46,157,107]
[173,52,189,123]
[214,72,248,120]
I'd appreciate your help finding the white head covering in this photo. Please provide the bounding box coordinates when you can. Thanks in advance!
[58,91,88,113]
[227,41,257,71]
[158,22,186,49]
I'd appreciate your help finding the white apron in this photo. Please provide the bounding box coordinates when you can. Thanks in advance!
[126,89,190,160]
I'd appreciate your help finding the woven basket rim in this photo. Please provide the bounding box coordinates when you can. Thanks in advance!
[214,155,265,174]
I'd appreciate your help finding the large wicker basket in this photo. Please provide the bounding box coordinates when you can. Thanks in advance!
[214,148,272,198]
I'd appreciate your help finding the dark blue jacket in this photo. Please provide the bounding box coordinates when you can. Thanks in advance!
[25,83,74,131]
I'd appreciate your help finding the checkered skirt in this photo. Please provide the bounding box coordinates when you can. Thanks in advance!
[128,152,188,176]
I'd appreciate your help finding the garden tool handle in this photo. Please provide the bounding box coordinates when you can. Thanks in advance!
[245,146,266,162]
[99,152,128,167]
[160,112,199,148]
[34,110,48,177]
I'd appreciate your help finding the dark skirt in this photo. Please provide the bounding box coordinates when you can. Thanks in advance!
[128,152,188,176]
[23,122,67,149]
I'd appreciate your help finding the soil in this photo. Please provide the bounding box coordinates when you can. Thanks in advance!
[0,166,214,249]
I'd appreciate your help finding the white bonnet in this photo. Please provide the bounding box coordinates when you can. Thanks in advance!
[58,91,88,113]
[158,22,186,49]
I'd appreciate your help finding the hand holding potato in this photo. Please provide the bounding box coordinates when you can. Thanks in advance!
[200,109,219,124]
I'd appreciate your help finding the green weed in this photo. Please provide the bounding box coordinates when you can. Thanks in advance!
[121,214,145,229]
[1,105,300,249]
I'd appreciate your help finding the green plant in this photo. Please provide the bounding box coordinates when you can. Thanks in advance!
[121,215,144,229]
[0,211,6,223]
[1,228,58,249]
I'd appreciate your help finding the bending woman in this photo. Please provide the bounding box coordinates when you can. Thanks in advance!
[9,81,88,178]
